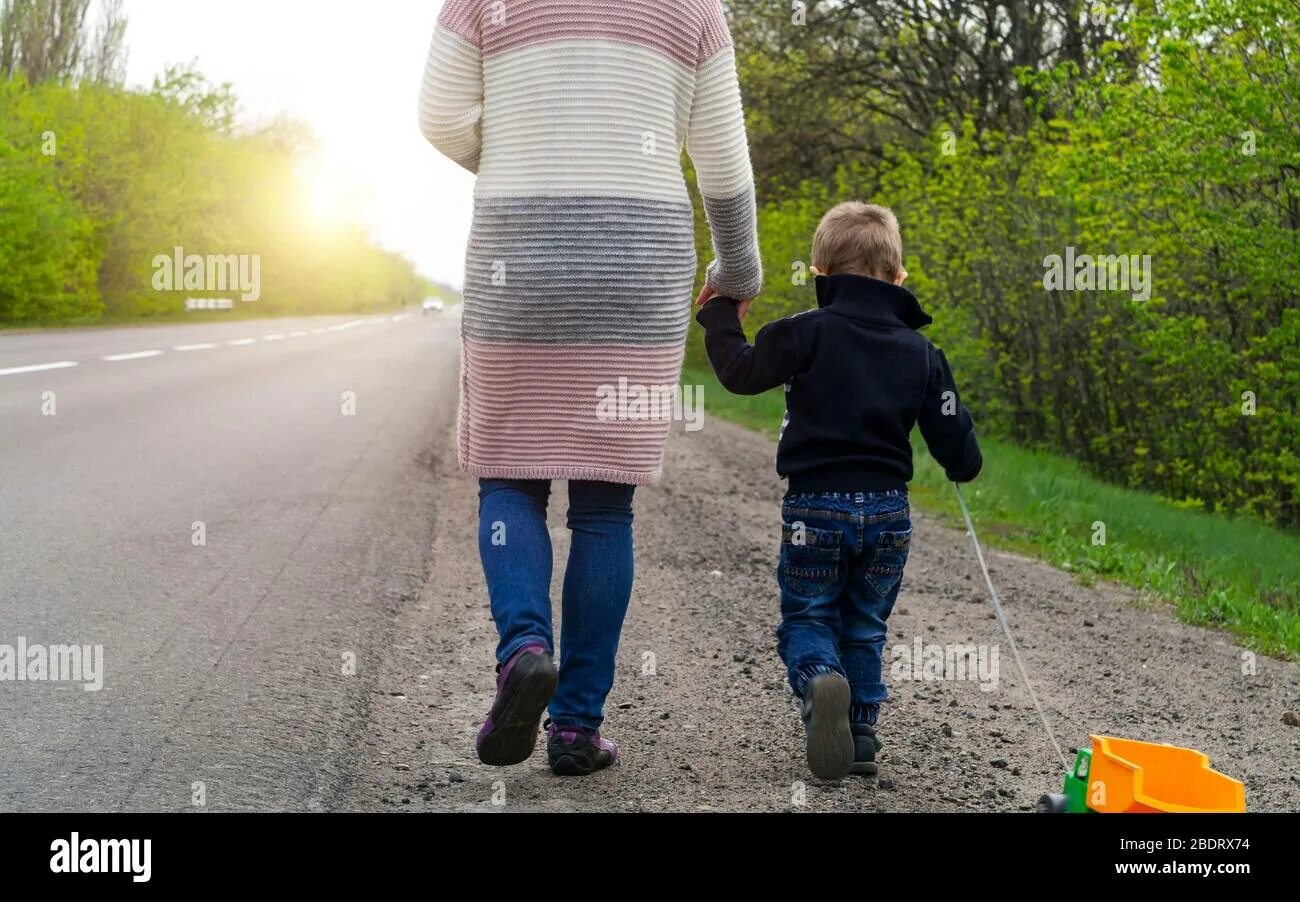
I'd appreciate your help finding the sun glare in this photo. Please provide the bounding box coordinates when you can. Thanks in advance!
[295,153,371,232]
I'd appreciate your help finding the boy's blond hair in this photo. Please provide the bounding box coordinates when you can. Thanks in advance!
[812,202,903,281]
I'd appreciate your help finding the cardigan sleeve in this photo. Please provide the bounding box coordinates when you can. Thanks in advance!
[686,1,763,301]
[418,1,485,174]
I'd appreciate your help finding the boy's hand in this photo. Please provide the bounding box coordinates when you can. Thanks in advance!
[695,284,752,320]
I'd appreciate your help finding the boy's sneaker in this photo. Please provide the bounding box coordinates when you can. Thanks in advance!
[850,723,884,776]
[546,721,619,776]
[801,672,854,780]
[475,644,557,767]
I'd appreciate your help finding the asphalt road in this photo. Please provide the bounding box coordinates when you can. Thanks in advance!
[0,311,460,811]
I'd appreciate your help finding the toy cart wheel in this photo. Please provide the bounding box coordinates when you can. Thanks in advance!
[1036,793,1069,813]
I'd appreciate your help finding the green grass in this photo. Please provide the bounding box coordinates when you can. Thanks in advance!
[686,363,1300,659]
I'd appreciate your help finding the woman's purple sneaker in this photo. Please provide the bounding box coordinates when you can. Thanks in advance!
[476,644,557,766]
[546,721,619,776]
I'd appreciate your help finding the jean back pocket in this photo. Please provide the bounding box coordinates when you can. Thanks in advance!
[865,527,912,597]
[779,522,842,600]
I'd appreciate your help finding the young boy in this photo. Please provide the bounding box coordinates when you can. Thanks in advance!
[696,202,983,780]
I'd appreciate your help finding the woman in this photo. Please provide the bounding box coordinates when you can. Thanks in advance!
[418,0,761,776]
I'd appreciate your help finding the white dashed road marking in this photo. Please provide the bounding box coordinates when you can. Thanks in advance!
[0,361,79,377]
[2,314,419,380]
[103,351,164,362]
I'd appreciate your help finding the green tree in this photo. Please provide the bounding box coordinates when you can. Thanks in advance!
[0,136,98,320]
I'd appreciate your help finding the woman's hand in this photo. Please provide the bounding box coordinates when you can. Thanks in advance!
[695,284,720,307]
[696,284,752,320]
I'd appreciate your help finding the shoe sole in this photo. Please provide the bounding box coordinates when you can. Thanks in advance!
[805,674,854,780]
[477,653,557,767]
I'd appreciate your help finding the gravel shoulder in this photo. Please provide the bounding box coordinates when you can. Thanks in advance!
[345,416,1300,812]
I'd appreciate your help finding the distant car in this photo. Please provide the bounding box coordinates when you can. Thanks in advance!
[422,298,444,315]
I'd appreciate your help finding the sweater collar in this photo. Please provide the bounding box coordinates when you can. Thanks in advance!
[814,274,933,329]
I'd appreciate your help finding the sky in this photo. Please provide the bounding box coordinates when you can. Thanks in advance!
[123,0,475,289]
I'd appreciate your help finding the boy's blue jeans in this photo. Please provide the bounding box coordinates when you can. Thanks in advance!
[477,479,636,731]
[776,491,912,725]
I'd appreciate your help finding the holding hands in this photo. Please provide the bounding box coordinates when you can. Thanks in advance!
[695,284,753,321]
[695,266,905,326]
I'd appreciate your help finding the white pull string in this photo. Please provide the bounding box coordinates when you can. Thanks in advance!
[953,484,1070,772]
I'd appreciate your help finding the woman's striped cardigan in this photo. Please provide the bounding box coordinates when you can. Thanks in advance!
[419,0,762,485]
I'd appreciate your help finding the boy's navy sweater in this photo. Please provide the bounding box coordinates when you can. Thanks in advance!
[696,273,982,494]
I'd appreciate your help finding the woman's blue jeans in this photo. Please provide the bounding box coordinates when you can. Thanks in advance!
[477,479,636,731]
